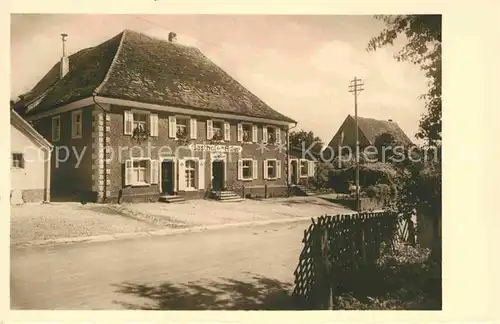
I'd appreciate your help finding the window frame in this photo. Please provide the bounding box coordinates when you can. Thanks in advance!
[175,116,190,139]
[212,119,224,141]
[52,115,61,142]
[132,110,149,133]
[266,125,277,144]
[241,158,253,180]
[128,158,151,187]
[11,153,24,169]
[300,159,309,178]
[267,159,278,180]
[184,158,197,189]
[241,123,253,143]
[71,110,83,139]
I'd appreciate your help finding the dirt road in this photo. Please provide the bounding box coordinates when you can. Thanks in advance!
[11,219,310,310]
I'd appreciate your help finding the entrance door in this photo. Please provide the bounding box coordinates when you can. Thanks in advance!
[291,160,298,185]
[212,161,224,191]
[161,160,174,194]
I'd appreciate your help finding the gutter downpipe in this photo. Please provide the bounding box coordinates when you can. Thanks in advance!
[286,122,298,197]
[93,94,107,203]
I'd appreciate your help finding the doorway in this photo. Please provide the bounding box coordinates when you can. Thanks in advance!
[161,160,174,194]
[212,160,225,191]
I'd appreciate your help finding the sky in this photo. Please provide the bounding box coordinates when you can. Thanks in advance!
[10,14,429,144]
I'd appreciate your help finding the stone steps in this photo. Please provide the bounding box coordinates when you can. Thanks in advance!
[159,195,186,203]
[295,185,317,196]
[212,190,244,202]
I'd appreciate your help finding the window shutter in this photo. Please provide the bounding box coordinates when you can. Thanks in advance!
[190,118,197,139]
[207,120,213,139]
[237,123,243,142]
[178,159,186,191]
[252,160,258,180]
[198,159,205,190]
[276,128,281,145]
[71,113,75,138]
[252,125,258,143]
[276,160,282,179]
[262,126,268,144]
[224,122,230,141]
[288,159,292,183]
[237,160,243,180]
[168,116,176,138]
[149,113,158,137]
[124,111,133,135]
[150,160,159,184]
[263,159,268,180]
[125,160,133,186]
[308,161,315,177]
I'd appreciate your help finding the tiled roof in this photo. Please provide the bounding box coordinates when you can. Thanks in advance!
[22,29,296,123]
[355,115,413,145]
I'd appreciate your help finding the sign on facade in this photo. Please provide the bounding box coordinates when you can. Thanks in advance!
[188,144,243,153]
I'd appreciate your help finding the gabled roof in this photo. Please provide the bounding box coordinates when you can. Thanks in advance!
[20,29,296,123]
[355,115,412,145]
[11,110,53,149]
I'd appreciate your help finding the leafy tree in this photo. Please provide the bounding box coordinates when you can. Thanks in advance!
[289,130,323,156]
[367,15,441,145]
[374,132,398,161]
[368,15,442,262]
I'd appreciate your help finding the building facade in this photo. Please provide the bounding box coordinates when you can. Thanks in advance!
[10,110,52,204]
[17,29,299,203]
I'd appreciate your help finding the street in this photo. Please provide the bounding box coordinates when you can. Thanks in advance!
[10,219,310,310]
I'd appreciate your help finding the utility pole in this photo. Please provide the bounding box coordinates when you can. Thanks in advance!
[349,77,364,213]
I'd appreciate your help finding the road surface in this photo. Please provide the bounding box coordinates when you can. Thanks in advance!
[11,220,310,310]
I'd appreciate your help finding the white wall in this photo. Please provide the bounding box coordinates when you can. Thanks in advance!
[11,124,48,190]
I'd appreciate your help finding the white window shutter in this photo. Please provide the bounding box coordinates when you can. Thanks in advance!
[178,159,186,191]
[124,111,133,135]
[237,123,243,142]
[150,113,158,137]
[252,160,258,180]
[150,160,159,184]
[262,126,268,144]
[252,125,258,143]
[224,122,230,141]
[309,161,315,177]
[237,160,243,180]
[276,128,281,145]
[276,160,282,179]
[207,120,213,139]
[168,116,176,138]
[190,118,197,139]
[263,159,268,180]
[198,159,205,190]
[125,160,133,186]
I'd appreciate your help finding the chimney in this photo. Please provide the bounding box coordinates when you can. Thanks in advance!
[168,32,177,42]
[60,33,69,78]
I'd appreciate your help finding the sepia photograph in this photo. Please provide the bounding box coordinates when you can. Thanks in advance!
[10,14,442,311]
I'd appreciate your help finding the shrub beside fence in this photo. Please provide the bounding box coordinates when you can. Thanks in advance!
[292,211,415,309]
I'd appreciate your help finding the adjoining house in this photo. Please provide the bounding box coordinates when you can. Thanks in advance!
[10,110,53,204]
[13,29,298,203]
[327,114,413,152]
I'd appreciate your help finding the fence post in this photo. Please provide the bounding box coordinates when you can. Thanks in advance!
[264,184,268,199]
[242,185,245,198]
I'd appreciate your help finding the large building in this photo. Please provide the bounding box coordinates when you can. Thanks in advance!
[15,29,298,203]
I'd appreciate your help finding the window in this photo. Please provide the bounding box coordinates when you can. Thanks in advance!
[300,160,308,178]
[52,116,60,141]
[12,153,24,169]
[212,120,223,140]
[242,160,252,179]
[133,112,148,132]
[176,118,189,139]
[133,160,148,184]
[72,110,82,139]
[242,124,252,142]
[267,126,276,144]
[267,160,277,179]
[185,160,196,189]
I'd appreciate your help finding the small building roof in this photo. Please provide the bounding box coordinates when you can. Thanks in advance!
[11,110,53,149]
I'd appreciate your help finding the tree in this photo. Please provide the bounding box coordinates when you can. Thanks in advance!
[289,130,323,156]
[367,15,441,145]
[368,15,442,262]
[374,132,398,161]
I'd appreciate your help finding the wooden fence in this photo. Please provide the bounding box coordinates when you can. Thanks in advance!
[291,211,415,309]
